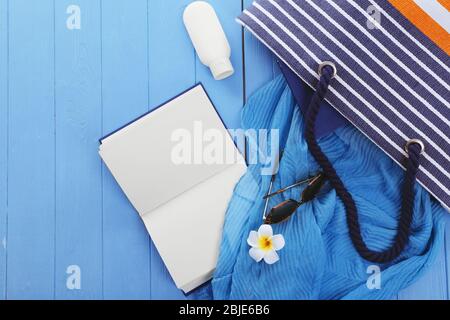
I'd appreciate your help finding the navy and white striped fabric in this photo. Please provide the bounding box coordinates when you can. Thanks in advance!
[237,0,450,210]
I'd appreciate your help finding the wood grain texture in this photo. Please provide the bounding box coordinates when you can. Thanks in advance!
[0,0,448,300]
[54,0,103,299]
[147,0,195,300]
[0,0,7,300]
[6,0,55,299]
[101,0,151,299]
[196,0,244,130]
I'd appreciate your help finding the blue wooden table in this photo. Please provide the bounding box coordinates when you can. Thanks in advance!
[0,0,449,300]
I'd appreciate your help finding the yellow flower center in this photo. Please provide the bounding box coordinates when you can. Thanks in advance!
[259,236,273,251]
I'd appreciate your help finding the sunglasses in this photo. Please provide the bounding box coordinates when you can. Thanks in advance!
[262,172,326,225]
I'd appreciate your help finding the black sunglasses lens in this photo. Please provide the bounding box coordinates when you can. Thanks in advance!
[264,200,300,225]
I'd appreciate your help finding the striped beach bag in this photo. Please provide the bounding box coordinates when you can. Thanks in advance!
[237,0,450,263]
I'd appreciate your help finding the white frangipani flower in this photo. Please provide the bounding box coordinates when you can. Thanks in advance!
[247,224,285,264]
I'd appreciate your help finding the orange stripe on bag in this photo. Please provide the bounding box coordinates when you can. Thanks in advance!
[389,0,450,55]
[437,0,450,11]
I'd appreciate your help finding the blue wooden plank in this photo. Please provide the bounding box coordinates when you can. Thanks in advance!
[0,0,7,300]
[147,0,195,300]
[101,0,151,299]
[54,0,103,299]
[196,0,244,130]
[6,0,55,299]
[2,0,446,301]
[192,0,244,299]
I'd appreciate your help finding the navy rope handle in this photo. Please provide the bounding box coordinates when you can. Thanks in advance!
[304,63,423,263]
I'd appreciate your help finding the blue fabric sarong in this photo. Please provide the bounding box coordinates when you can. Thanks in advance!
[194,75,446,300]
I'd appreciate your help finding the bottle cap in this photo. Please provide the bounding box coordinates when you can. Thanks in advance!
[209,58,234,80]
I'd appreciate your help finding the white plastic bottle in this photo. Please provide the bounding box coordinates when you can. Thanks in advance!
[183,1,234,80]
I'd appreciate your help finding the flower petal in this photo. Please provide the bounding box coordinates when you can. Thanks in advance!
[263,250,279,264]
[258,224,273,238]
[249,247,265,262]
[271,234,285,251]
[247,231,259,247]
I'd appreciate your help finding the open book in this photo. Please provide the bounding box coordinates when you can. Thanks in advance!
[99,84,246,293]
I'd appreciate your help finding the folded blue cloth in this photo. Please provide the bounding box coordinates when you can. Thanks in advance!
[193,75,446,300]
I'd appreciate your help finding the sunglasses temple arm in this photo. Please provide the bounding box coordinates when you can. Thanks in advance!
[263,176,316,200]
[262,173,277,220]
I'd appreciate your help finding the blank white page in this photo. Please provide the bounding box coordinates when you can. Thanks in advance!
[143,162,246,293]
[99,84,239,215]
